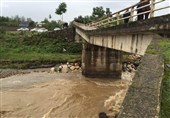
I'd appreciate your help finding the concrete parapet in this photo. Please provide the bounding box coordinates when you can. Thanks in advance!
[117,54,164,118]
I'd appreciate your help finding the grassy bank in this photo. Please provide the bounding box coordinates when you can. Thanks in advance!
[159,40,170,118]
[0,31,82,68]
[147,38,170,118]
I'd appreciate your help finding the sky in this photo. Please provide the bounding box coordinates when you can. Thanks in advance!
[0,0,170,22]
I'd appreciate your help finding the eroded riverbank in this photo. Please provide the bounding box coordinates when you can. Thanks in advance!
[0,69,133,118]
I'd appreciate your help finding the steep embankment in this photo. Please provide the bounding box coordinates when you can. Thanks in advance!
[0,28,82,69]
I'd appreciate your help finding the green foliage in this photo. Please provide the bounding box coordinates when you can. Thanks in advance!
[0,27,6,39]
[92,6,105,19]
[158,39,170,118]
[145,45,158,54]
[74,7,111,24]
[106,8,112,17]
[159,40,170,60]
[29,21,36,27]
[56,2,67,15]
[55,2,67,21]
[42,20,61,30]
[49,14,52,19]
[0,31,82,68]
[161,65,170,118]
[0,16,34,27]
[43,18,49,23]
[0,31,81,59]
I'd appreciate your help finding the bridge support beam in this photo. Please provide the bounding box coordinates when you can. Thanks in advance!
[82,42,122,78]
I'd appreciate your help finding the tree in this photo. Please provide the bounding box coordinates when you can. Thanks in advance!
[43,18,49,23]
[106,8,112,17]
[27,18,32,22]
[29,21,35,27]
[49,14,52,19]
[55,2,67,22]
[92,6,105,19]
[21,16,25,21]
[13,15,21,22]
[74,15,83,23]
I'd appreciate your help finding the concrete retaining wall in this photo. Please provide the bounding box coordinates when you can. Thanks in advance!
[117,54,164,118]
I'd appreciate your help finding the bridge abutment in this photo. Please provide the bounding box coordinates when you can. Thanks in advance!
[82,42,122,78]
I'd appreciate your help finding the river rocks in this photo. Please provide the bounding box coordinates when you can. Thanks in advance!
[122,54,142,72]
[99,112,108,118]
[50,67,58,73]
[166,64,170,68]
[50,62,81,73]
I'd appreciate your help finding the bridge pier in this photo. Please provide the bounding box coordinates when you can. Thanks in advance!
[82,42,122,78]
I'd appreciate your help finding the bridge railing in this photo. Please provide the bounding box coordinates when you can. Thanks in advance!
[88,0,170,28]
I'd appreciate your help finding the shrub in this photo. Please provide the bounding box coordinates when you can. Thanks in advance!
[0,27,6,39]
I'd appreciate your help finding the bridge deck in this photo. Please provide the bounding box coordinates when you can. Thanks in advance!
[74,14,170,35]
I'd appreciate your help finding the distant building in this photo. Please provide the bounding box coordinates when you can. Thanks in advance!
[19,22,29,27]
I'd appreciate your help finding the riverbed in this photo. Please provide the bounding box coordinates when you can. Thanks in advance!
[0,69,133,118]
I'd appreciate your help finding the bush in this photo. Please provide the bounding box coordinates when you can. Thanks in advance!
[0,27,6,39]
[66,43,82,53]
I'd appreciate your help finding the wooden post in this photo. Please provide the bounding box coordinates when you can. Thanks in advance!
[150,0,155,17]
[116,12,120,25]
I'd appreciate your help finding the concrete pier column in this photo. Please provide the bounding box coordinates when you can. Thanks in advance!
[82,42,122,79]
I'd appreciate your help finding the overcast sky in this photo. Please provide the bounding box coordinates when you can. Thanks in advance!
[0,0,170,22]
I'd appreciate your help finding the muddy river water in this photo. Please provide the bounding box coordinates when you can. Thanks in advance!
[0,70,133,118]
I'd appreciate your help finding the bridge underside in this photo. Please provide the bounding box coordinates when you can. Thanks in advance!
[76,28,154,55]
[82,42,122,78]
[74,14,170,78]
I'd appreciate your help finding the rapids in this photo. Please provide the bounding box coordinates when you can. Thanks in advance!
[0,70,133,118]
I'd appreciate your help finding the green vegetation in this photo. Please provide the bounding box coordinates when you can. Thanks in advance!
[145,44,158,54]
[0,31,82,69]
[159,39,170,118]
[41,19,65,30]
[55,2,67,22]
[0,15,35,27]
[74,6,111,24]
[0,27,6,39]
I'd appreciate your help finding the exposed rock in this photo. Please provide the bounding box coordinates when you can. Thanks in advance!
[122,54,142,72]
[166,64,170,68]
[50,67,57,73]
[49,62,82,73]
[99,112,108,118]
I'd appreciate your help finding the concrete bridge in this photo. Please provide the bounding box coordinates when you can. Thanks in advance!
[73,0,170,78]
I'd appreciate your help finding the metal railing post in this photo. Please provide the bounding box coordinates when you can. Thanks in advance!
[150,0,155,17]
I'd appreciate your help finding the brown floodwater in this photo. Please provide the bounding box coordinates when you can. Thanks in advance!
[0,71,132,118]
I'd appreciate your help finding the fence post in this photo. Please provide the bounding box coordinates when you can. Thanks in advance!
[116,12,120,25]
[150,0,155,17]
